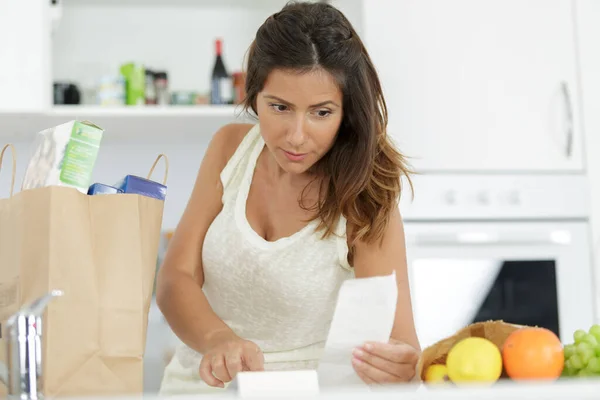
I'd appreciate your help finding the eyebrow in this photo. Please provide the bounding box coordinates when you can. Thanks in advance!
[263,94,340,108]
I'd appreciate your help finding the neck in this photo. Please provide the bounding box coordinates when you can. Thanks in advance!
[263,148,314,188]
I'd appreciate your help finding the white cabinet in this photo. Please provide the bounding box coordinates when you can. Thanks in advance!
[575,0,600,298]
[363,0,584,172]
[0,0,292,142]
[0,0,52,111]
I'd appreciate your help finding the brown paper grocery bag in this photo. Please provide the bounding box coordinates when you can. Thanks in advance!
[0,144,168,397]
[416,320,523,381]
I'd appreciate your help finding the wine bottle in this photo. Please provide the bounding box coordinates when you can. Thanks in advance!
[210,38,233,105]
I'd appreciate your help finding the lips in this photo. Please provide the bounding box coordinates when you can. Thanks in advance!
[283,150,308,162]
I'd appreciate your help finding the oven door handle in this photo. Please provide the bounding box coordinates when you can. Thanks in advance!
[411,232,571,246]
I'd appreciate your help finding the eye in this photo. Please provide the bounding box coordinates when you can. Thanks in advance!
[315,109,332,118]
[269,103,288,112]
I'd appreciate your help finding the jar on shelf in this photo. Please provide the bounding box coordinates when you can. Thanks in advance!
[154,71,170,105]
[96,74,125,106]
[145,69,157,105]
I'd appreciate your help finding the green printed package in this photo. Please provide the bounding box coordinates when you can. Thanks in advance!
[22,120,104,193]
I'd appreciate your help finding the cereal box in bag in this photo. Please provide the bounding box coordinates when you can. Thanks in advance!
[22,120,104,193]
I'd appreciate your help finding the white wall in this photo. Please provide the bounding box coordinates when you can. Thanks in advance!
[52,0,292,99]
[576,0,600,307]
[0,0,51,110]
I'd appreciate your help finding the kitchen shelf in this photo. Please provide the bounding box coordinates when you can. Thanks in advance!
[61,0,291,6]
[0,105,252,144]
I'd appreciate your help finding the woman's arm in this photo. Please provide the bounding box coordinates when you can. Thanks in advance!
[351,206,421,383]
[156,123,249,354]
[352,206,420,350]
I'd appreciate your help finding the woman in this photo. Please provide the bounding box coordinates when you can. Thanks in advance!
[157,1,420,394]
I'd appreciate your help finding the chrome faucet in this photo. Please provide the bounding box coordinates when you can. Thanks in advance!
[0,290,63,400]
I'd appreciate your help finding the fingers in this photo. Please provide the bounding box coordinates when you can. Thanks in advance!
[199,357,224,388]
[352,348,411,380]
[211,354,232,384]
[352,341,419,384]
[199,340,264,388]
[225,352,244,378]
[352,356,399,384]
[355,369,377,385]
[242,343,265,371]
[362,341,420,365]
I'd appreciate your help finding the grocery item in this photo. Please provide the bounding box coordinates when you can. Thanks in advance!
[120,63,146,106]
[115,175,167,200]
[87,183,122,195]
[154,71,170,105]
[210,38,233,105]
[562,324,600,377]
[22,120,104,193]
[145,69,157,105]
[446,337,503,384]
[416,320,521,382]
[171,91,198,105]
[502,327,564,380]
[97,74,126,106]
[114,154,168,201]
[424,364,449,383]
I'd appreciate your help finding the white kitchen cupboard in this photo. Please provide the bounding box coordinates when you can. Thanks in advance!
[575,0,600,310]
[362,0,585,172]
[0,0,52,111]
[0,0,294,142]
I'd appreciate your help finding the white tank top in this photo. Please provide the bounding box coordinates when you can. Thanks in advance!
[167,124,354,385]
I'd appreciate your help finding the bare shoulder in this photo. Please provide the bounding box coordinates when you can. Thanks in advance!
[210,123,255,165]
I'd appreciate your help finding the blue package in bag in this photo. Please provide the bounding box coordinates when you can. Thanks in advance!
[87,183,123,195]
[115,154,169,201]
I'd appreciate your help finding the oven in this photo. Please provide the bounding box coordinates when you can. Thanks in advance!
[400,174,596,349]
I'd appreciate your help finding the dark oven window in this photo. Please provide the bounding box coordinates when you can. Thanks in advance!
[472,260,559,336]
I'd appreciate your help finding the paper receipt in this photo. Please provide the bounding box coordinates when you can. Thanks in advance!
[317,272,398,388]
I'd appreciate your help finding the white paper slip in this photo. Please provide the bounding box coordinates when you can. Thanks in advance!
[317,271,398,388]
[236,370,320,398]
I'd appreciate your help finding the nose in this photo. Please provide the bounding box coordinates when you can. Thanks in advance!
[286,115,307,149]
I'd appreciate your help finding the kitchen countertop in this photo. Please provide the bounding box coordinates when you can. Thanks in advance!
[49,379,600,400]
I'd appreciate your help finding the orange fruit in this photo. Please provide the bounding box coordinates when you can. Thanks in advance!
[502,327,564,380]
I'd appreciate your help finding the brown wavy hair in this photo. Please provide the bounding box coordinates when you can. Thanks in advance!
[242,1,413,248]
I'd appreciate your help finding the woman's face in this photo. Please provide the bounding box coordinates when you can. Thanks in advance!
[256,67,344,175]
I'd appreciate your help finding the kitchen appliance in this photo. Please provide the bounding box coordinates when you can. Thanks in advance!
[400,174,596,349]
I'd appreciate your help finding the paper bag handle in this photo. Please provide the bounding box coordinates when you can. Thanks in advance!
[147,154,169,186]
[0,144,16,198]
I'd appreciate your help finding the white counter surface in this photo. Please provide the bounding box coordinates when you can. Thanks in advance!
[50,379,600,400]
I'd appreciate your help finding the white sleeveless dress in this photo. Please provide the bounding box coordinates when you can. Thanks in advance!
[159,124,354,394]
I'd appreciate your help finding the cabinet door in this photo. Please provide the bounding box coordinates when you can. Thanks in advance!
[362,0,583,172]
[0,0,51,111]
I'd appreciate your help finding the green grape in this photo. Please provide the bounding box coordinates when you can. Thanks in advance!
[577,344,595,365]
[565,357,574,369]
[563,358,577,377]
[585,357,600,374]
[570,354,584,370]
[564,344,576,359]
[562,366,575,377]
[577,341,593,351]
[582,334,599,347]
[590,324,600,342]
[574,329,587,343]
[595,345,600,357]
[578,368,592,377]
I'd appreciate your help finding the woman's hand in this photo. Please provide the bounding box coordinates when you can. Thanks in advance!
[199,331,265,388]
[352,339,420,384]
